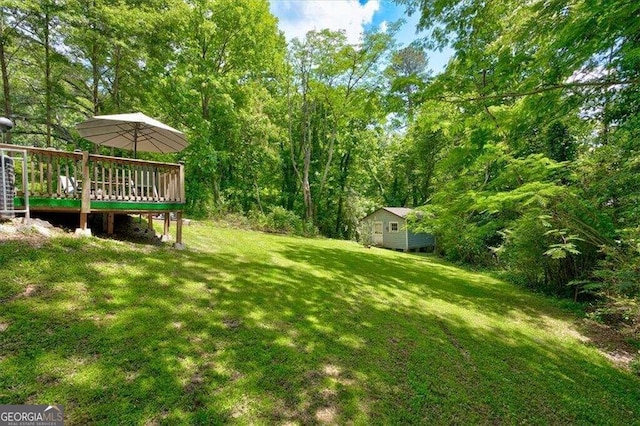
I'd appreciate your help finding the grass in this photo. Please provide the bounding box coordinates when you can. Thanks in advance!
[1,221,639,424]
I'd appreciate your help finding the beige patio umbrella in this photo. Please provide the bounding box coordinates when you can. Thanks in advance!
[76,112,188,157]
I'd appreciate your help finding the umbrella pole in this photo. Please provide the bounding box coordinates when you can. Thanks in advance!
[134,126,138,159]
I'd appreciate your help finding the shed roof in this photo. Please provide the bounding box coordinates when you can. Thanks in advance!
[381,207,414,218]
[362,207,415,221]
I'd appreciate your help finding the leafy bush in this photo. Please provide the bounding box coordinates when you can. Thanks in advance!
[264,206,302,234]
[357,220,374,247]
[593,228,640,297]
[433,215,499,266]
[497,214,549,289]
[301,218,319,237]
[247,210,268,229]
[212,208,316,237]
[585,298,638,327]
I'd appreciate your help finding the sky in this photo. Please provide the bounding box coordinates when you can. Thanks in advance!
[269,0,454,72]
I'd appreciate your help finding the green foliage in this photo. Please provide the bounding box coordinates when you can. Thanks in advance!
[232,207,318,237]
[497,214,550,289]
[543,229,583,260]
[594,228,640,297]
[397,0,640,306]
[357,219,374,247]
[264,206,303,235]
[286,28,395,235]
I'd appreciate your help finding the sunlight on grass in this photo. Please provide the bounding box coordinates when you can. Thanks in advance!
[1,222,639,424]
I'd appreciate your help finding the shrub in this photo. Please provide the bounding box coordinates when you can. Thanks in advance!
[357,221,374,247]
[264,206,301,234]
[213,208,317,237]
[433,215,498,266]
[261,207,318,237]
[593,227,640,298]
[301,219,319,237]
[498,214,549,290]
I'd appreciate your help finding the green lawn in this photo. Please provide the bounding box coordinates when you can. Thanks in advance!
[1,222,639,424]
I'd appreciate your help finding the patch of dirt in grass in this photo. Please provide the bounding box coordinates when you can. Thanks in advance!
[90,312,117,325]
[230,395,252,419]
[302,370,322,387]
[125,371,140,383]
[185,371,205,394]
[188,335,202,345]
[322,364,341,377]
[0,322,8,332]
[270,400,299,423]
[36,372,60,386]
[144,409,169,426]
[230,370,244,382]
[276,364,350,424]
[577,319,639,370]
[319,388,338,400]
[315,406,337,424]
[0,232,48,247]
[11,284,38,300]
[222,318,242,329]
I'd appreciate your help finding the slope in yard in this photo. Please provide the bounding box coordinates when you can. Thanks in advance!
[1,222,639,424]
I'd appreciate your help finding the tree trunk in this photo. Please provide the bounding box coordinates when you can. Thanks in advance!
[300,97,314,220]
[202,93,209,120]
[253,176,263,213]
[318,125,336,199]
[0,30,12,143]
[212,175,220,205]
[91,37,100,115]
[44,8,52,147]
[112,45,121,112]
[302,143,313,219]
[334,150,351,237]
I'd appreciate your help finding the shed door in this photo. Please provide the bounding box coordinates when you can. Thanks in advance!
[373,221,383,245]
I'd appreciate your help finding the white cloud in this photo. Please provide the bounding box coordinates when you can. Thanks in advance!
[379,20,388,33]
[271,0,380,45]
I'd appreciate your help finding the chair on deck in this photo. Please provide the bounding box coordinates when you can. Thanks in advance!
[58,176,78,194]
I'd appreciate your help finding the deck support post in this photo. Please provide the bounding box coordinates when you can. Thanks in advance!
[161,212,171,242]
[174,211,184,249]
[76,151,92,236]
[107,212,114,235]
[147,213,153,231]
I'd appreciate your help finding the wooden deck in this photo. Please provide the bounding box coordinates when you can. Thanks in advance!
[0,143,186,245]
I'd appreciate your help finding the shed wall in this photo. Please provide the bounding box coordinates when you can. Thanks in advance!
[365,210,407,250]
[408,231,435,249]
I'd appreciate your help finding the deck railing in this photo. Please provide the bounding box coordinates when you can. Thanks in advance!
[0,144,185,204]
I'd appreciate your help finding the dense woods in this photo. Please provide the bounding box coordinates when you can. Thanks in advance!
[1,0,639,305]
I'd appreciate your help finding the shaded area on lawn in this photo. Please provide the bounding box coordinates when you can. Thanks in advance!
[1,226,639,424]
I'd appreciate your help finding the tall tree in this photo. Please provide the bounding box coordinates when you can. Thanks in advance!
[150,0,286,215]
[287,29,393,232]
[0,1,23,143]
[385,42,430,120]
